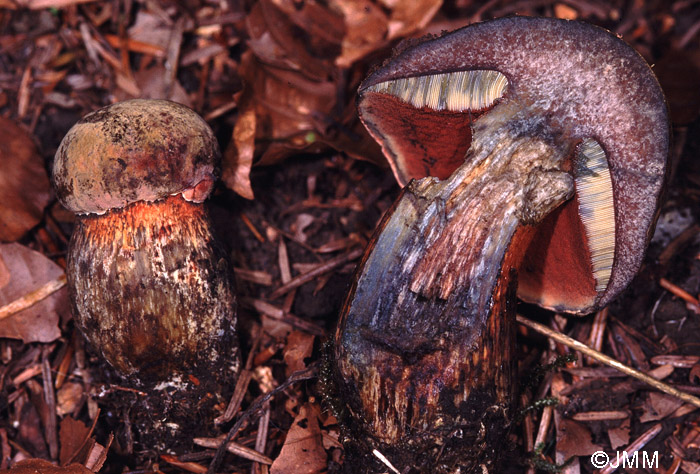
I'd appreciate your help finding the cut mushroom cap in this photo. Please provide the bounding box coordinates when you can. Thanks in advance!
[358,17,669,314]
[336,17,670,472]
[53,99,220,215]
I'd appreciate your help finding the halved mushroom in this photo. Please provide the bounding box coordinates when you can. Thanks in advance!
[334,17,669,473]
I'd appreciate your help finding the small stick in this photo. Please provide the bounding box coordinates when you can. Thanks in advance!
[659,278,700,313]
[269,248,363,300]
[193,437,272,465]
[651,355,700,368]
[571,410,629,422]
[0,274,67,322]
[240,212,265,243]
[598,423,662,474]
[207,365,317,474]
[516,314,700,408]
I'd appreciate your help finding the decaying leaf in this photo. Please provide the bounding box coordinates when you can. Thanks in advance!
[222,105,256,199]
[331,0,387,68]
[270,402,326,474]
[283,331,315,376]
[0,243,68,343]
[56,383,86,417]
[639,391,684,422]
[608,417,630,449]
[0,117,50,242]
[380,0,443,40]
[59,417,91,466]
[3,459,93,474]
[58,416,111,473]
[555,417,603,458]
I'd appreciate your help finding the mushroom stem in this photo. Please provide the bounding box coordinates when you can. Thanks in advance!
[69,194,238,385]
[334,101,574,471]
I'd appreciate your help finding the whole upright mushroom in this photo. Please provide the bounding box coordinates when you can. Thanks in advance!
[334,17,669,473]
[53,99,238,387]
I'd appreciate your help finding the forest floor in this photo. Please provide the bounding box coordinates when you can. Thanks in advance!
[1,1,700,473]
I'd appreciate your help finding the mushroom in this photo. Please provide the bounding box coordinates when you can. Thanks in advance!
[334,17,668,472]
[52,99,239,387]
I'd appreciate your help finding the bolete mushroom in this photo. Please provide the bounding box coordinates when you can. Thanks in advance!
[52,99,239,387]
[334,17,668,472]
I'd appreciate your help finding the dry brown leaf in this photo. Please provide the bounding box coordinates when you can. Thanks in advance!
[113,65,191,105]
[556,417,603,458]
[236,50,335,165]
[127,10,172,50]
[5,459,93,474]
[332,0,388,68]
[56,382,85,417]
[283,331,315,376]
[0,117,51,242]
[270,402,326,474]
[639,391,684,422]
[608,417,630,449]
[248,0,339,81]
[222,105,256,199]
[691,364,700,383]
[59,417,91,466]
[382,0,442,40]
[0,243,68,343]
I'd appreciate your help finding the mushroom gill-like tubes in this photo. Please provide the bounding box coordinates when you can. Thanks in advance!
[335,17,669,473]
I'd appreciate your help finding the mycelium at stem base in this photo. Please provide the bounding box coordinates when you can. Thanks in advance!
[334,101,574,473]
[68,194,239,449]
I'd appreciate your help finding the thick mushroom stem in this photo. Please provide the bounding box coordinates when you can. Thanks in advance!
[334,100,574,472]
[68,194,238,386]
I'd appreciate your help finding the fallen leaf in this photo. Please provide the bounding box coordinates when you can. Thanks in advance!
[6,459,93,474]
[382,0,442,40]
[639,392,684,422]
[0,117,51,242]
[59,416,91,466]
[222,105,256,199]
[283,331,315,376]
[270,402,326,474]
[332,0,387,68]
[127,10,172,50]
[0,243,68,343]
[56,382,85,417]
[690,364,700,384]
[556,417,603,458]
[608,417,630,449]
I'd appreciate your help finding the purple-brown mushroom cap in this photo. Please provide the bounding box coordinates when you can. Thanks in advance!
[52,99,220,215]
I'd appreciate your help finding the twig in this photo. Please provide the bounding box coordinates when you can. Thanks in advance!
[269,248,363,299]
[0,275,67,322]
[193,437,272,465]
[598,423,662,474]
[660,278,700,313]
[516,315,700,408]
[207,364,318,474]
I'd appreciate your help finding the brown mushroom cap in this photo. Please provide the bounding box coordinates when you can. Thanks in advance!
[53,99,220,215]
[357,17,669,313]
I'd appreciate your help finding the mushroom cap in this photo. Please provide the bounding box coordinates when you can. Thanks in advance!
[53,99,221,215]
[358,17,669,313]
